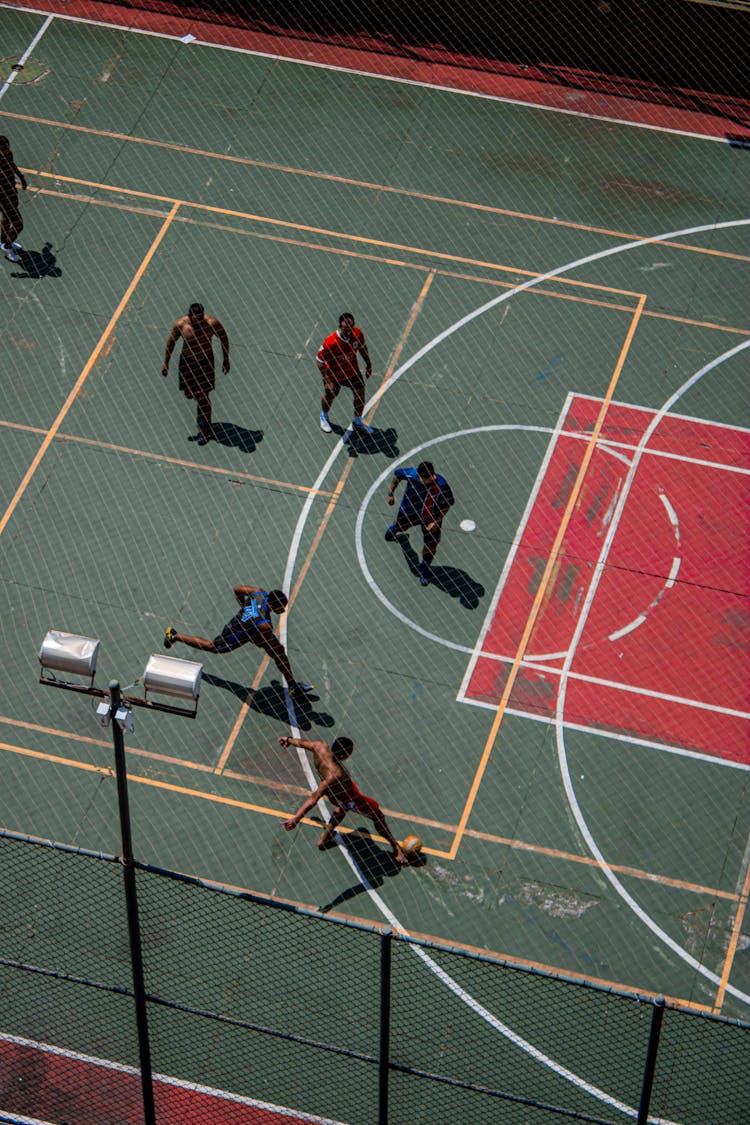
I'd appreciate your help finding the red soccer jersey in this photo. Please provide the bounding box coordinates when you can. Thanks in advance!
[316,326,366,383]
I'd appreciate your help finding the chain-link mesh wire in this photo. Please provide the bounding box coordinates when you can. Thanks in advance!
[3,832,748,1124]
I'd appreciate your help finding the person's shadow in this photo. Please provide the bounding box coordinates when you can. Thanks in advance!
[396,537,485,608]
[211,421,264,453]
[201,673,334,731]
[328,422,399,459]
[319,828,421,911]
[10,242,62,279]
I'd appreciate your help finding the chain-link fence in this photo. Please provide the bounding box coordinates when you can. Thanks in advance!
[1,829,748,1125]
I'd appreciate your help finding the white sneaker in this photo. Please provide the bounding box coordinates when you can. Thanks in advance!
[319,412,332,433]
[11,241,21,250]
[1,243,20,263]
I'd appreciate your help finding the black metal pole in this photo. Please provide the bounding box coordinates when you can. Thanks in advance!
[637,995,666,1124]
[110,680,156,1125]
[378,928,392,1125]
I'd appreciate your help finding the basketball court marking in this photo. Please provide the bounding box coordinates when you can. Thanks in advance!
[277,217,749,1111]
[4,108,749,254]
[552,338,750,1008]
[1,8,742,147]
[0,201,180,539]
[0,11,51,100]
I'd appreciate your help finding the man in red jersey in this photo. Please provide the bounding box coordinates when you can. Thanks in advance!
[316,312,374,440]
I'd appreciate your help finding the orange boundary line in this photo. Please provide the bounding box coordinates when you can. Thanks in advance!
[713,853,750,1012]
[0,734,735,906]
[0,200,180,539]
[0,421,335,498]
[446,291,648,861]
[3,107,747,261]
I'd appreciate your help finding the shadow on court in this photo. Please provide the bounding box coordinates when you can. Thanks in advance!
[9,243,62,279]
[327,422,400,458]
[212,421,264,453]
[397,538,485,608]
[319,828,423,912]
[201,673,334,730]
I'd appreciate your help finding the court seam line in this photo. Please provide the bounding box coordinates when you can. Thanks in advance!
[0,200,180,539]
[6,111,746,246]
[3,6,741,147]
[1,737,735,905]
[215,271,436,772]
[449,294,647,859]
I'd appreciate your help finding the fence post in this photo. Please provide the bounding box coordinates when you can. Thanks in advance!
[637,995,666,1124]
[111,681,156,1125]
[378,927,392,1125]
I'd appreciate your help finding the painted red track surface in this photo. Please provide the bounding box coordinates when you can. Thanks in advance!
[465,395,750,765]
[0,1036,327,1124]
[4,0,750,141]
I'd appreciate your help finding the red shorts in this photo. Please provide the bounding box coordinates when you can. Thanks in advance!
[337,783,380,819]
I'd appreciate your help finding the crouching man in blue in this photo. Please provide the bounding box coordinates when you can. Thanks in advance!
[385,461,454,586]
[164,585,313,695]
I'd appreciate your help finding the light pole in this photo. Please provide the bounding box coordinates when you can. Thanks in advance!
[38,630,203,1125]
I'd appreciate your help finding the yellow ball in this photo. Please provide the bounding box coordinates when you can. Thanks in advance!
[402,835,422,855]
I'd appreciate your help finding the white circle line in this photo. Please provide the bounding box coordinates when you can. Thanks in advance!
[280,218,750,1114]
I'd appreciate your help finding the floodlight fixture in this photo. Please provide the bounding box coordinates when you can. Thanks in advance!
[95,700,111,727]
[142,654,202,718]
[39,630,100,690]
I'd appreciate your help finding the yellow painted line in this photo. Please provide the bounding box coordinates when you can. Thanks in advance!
[0,201,180,539]
[0,422,336,497]
[216,275,437,772]
[449,292,648,859]
[1,730,735,905]
[712,853,750,1012]
[5,109,747,260]
[213,655,272,775]
[0,741,112,777]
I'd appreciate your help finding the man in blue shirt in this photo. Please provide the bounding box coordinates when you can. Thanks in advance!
[385,461,454,585]
[164,585,312,695]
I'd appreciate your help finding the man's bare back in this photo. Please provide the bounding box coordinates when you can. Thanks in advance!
[279,736,408,865]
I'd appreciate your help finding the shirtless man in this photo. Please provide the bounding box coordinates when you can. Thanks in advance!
[279,734,408,865]
[162,303,230,445]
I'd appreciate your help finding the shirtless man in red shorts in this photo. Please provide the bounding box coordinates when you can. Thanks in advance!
[162,303,230,445]
[279,734,408,865]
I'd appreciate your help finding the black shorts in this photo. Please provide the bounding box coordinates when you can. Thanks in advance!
[179,354,215,399]
[0,190,21,227]
[213,613,263,654]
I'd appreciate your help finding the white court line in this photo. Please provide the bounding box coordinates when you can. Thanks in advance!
[599,438,750,476]
[459,700,750,772]
[0,1032,345,1122]
[0,3,738,144]
[457,396,574,703]
[554,338,750,1008]
[279,217,749,1116]
[0,12,52,100]
[573,392,750,436]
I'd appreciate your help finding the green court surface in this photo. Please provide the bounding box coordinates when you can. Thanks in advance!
[1,6,749,1117]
